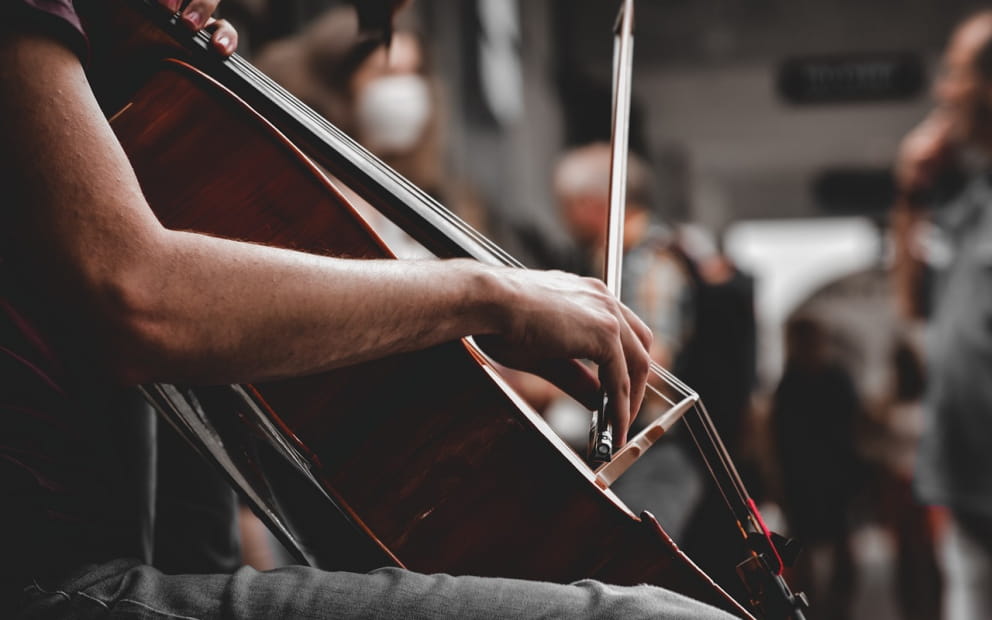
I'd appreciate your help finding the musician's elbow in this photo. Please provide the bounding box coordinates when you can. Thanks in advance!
[88,252,184,386]
[99,273,171,386]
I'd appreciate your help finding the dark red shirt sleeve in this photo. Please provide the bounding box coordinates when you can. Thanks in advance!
[1,0,88,60]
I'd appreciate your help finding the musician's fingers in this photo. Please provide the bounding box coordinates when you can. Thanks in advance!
[179,0,222,30]
[617,306,651,423]
[598,323,632,447]
[205,19,238,56]
[156,0,233,51]
[620,304,653,353]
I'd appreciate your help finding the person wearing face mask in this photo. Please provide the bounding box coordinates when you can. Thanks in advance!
[256,8,466,258]
[256,9,443,199]
[893,10,992,620]
[352,34,439,186]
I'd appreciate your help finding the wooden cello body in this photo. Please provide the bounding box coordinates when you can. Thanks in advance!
[75,2,803,617]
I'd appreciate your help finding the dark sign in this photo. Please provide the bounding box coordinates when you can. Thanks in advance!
[777,53,925,104]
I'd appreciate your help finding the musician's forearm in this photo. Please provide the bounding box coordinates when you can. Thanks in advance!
[106,230,506,385]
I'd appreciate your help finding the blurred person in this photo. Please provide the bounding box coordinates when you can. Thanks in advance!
[868,336,941,620]
[673,226,757,453]
[675,226,761,603]
[254,5,489,261]
[784,264,941,619]
[549,142,705,541]
[0,1,742,619]
[892,10,992,620]
[256,6,443,200]
[770,317,862,620]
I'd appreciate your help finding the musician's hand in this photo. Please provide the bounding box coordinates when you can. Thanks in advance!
[478,269,652,447]
[159,0,238,56]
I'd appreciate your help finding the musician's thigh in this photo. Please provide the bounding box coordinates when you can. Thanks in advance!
[16,559,735,619]
[251,567,738,620]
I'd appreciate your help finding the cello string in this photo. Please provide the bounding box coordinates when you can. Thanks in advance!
[680,405,756,526]
[644,358,738,481]
[649,360,753,512]
[689,402,753,519]
[651,361,745,489]
[643,363,755,529]
[644,381,677,408]
[649,360,736,479]
[681,403,754,527]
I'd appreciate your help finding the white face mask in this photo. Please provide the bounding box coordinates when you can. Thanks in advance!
[355,74,432,155]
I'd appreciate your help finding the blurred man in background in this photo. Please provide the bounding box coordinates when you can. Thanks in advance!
[893,10,992,620]
[771,317,861,620]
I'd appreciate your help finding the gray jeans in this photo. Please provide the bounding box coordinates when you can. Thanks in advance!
[16,558,736,619]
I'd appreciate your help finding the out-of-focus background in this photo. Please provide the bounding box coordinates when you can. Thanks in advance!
[223,2,992,618]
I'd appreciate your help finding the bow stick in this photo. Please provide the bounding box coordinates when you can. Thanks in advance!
[589,0,636,464]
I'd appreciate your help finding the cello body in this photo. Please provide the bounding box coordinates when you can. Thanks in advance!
[81,2,758,617]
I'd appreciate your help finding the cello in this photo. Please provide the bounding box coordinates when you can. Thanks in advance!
[78,1,808,617]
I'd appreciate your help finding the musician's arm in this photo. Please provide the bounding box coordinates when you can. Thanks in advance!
[0,30,649,436]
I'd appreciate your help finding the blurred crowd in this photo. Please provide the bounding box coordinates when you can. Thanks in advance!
[218,2,992,619]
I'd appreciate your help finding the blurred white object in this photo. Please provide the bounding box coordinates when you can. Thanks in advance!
[355,74,432,154]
